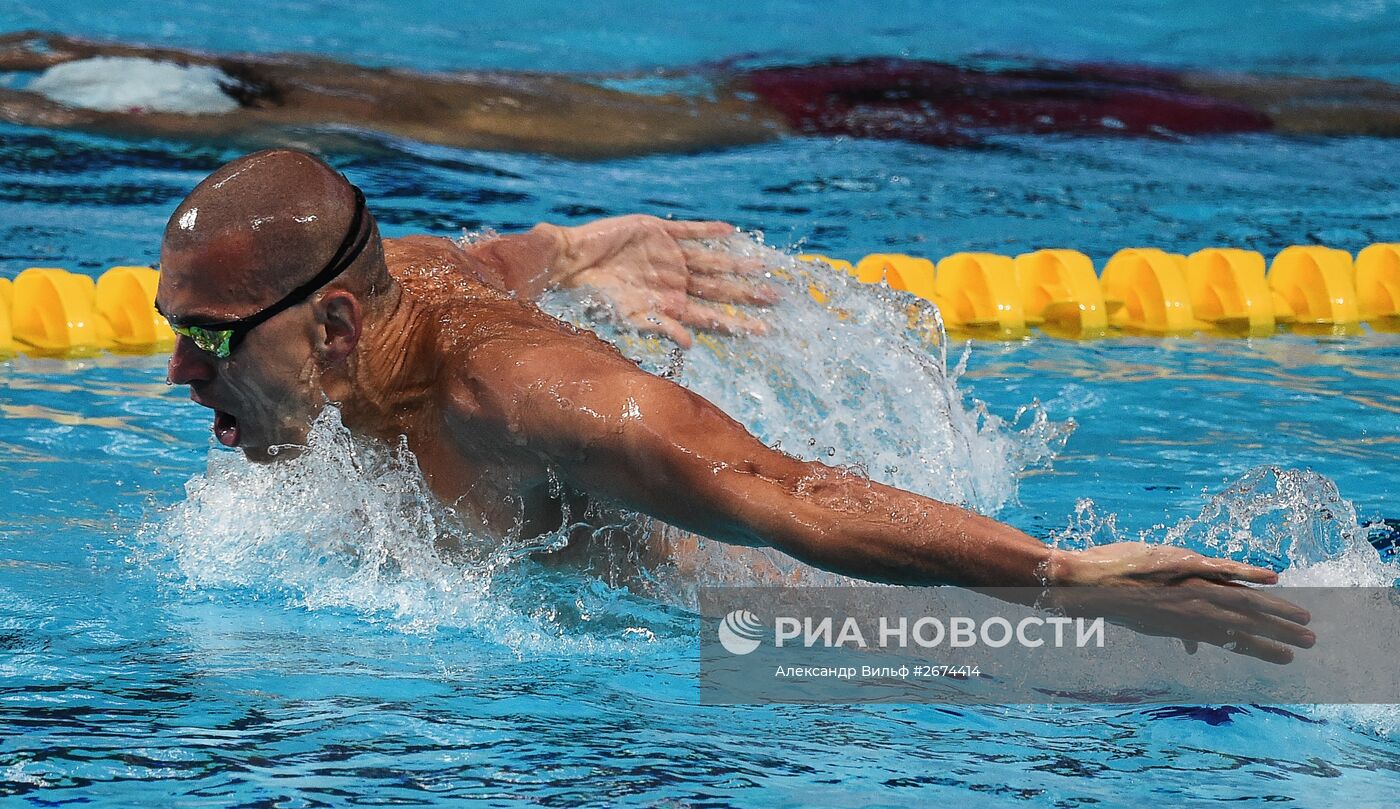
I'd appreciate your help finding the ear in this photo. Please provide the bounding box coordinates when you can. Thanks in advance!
[315,289,362,362]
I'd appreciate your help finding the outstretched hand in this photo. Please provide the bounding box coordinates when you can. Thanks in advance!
[1049,542,1314,664]
[553,215,779,348]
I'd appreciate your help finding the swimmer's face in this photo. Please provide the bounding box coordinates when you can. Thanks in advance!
[158,149,374,461]
[159,242,334,462]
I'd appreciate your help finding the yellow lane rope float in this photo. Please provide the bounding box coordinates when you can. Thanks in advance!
[1,244,1398,358]
[1100,248,1194,335]
[935,252,1026,337]
[12,268,103,356]
[1012,249,1108,338]
[1268,246,1360,330]
[855,253,938,302]
[805,242,1400,340]
[1186,248,1275,336]
[5,266,172,357]
[95,266,175,351]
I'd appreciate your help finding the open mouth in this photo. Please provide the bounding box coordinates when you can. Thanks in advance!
[213,409,241,447]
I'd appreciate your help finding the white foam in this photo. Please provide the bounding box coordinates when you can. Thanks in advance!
[142,407,666,651]
[27,56,241,115]
[1054,466,1399,587]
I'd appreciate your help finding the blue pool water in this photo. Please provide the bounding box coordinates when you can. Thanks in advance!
[2,1,1400,805]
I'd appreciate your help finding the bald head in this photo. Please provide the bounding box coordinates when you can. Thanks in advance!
[160,148,388,321]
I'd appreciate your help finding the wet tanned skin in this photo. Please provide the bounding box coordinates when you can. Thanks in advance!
[156,149,1315,664]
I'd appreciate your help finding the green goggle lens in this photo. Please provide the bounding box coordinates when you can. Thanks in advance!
[171,324,234,358]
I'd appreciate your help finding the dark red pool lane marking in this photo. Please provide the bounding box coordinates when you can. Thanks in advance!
[738,58,1274,145]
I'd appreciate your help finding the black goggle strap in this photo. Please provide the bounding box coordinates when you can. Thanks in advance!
[155,185,372,353]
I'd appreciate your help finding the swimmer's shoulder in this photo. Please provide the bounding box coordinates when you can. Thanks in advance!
[381,233,571,345]
[380,234,635,370]
[383,234,470,271]
[382,234,496,298]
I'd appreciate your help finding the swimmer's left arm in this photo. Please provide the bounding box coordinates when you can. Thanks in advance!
[460,330,1314,663]
[457,214,778,347]
[463,331,1089,588]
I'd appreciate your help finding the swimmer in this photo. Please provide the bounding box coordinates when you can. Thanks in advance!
[155,148,1315,662]
[4,31,1400,157]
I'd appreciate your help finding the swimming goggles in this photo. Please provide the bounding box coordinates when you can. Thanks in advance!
[156,186,371,359]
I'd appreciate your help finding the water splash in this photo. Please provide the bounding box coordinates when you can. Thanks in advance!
[1165,467,1399,587]
[146,409,482,629]
[1058,468,1393,582]
[141,408,677,649]
[1055,466,1398,585]
[1051,467,1400,735]
[539,233,1073,513]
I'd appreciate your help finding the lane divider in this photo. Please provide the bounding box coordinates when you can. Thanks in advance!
[1101,248,1193,334]
[2,244,1398,358]
[1186,248,1274,335]
[855,254,937,301]
[2,265,172,357]
[935,252,1026,336]
[803,243,1400,338]
[12,268,103,355]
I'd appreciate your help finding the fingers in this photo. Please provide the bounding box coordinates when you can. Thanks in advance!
[678,247,737,275]
[1191,556,1280,586]
[679,245,768,276]
[1070,575,1316,666]
[1160,580,1315,663]
[626,311,693,349]
[661,220,736,240]
[677,302,770,337]
[1206,596,1315,649]
[1173,558,1315,644]
[618,297,768,345]
[1194,580,1313,626]
[688,275,781,306]
[698,257,769,277]
[1216,632,1296,665]
[675,245,780,310]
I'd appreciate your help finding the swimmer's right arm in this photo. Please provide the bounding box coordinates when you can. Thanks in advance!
[456,214,776,346]
[457,329,1314,663]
